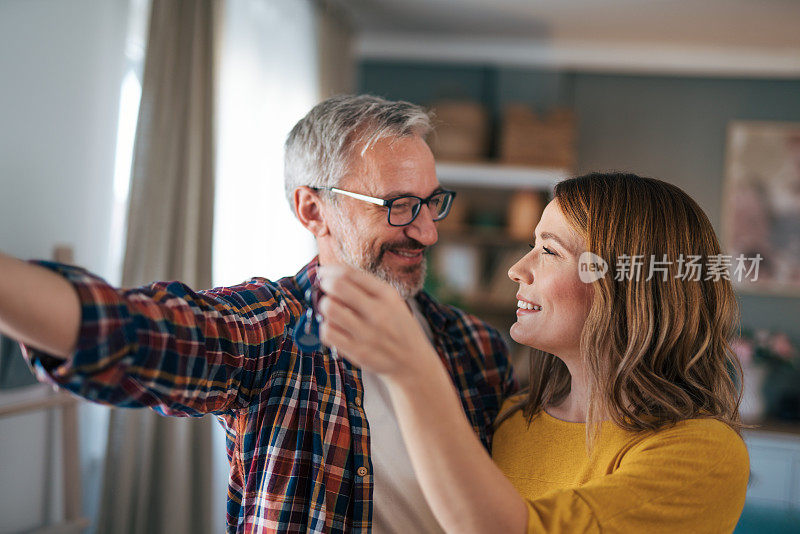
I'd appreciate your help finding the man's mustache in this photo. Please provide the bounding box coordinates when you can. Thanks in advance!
[380,238,427,255]
[369,238,427,272]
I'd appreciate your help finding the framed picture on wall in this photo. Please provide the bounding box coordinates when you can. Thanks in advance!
[723,121,800,296]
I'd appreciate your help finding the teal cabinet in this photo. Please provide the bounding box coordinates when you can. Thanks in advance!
[736,430,800,532]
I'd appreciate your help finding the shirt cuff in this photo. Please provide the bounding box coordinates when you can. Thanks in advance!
[20,260,135,390]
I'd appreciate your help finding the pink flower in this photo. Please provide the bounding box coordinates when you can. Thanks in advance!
[731,337,755,366]
[755,329,771,345]
[769,333,797,361]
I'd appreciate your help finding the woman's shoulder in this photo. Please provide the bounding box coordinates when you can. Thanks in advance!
[630,417,748,467]
[647,417,743,441]
[500,393,527,412]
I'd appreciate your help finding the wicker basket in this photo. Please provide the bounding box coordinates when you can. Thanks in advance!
[499,104,576,169]
[428,100,489,162]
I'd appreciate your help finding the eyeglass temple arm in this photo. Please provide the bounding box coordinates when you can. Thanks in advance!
[329,188,389,207]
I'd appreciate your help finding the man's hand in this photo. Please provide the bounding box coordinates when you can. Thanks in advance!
[0,251,80,358]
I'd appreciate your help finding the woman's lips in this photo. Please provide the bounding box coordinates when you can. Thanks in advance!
[516,297,542,316]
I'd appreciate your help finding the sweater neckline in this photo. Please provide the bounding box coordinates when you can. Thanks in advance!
[541,409,587,426]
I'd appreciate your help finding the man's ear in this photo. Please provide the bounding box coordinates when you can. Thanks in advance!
[294,187,331,237]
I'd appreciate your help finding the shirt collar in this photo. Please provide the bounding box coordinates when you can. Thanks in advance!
[414,290,458,334]
[293,256,320,298]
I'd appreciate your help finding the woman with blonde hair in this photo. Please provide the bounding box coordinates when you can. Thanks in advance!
[318,172,749,533]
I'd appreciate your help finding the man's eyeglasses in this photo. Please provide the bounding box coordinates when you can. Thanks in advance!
[313,187,456,227]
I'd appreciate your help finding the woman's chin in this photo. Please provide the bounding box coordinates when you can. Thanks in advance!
[509,323,522,344]
[509,324,540,350]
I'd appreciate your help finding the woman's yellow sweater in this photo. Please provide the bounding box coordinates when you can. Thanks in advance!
[491,402,750,533]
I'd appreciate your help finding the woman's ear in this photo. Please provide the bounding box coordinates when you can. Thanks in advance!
[294,186,330,237]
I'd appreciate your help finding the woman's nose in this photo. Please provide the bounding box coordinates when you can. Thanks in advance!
[508,255,533,284]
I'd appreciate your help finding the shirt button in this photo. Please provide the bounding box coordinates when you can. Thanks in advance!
[357,466,369,477]
[354,397,362,407]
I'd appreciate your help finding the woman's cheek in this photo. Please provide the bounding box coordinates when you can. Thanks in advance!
[555,272,591,323]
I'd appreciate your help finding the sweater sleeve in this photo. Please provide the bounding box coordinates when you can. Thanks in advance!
[523,419,750,534]
[21,261,294,416]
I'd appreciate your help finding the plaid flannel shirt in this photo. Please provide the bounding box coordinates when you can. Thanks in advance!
[24,257,516,533]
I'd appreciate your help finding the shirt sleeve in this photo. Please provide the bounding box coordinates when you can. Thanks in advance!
[21,260,292,416]
[497,333,519,399]
[523,419,750,534]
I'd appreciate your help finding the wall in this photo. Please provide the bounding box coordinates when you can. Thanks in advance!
[359,60,800,338]
[0,0,130,531]
[0,0,129,273]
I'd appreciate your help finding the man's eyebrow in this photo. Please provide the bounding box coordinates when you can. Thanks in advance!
[535,231,574,253]
[382,186,444,199]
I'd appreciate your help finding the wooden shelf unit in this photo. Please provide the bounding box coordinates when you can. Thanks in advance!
[429,162,570,385]
[436,161,567,190]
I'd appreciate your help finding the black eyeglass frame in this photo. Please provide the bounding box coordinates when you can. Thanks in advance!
[312,186,457,227]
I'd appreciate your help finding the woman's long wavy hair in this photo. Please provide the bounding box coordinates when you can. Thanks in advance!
[501,172,743,442]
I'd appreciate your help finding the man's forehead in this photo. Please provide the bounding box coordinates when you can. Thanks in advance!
[345,145,439,197]
[339,172,441,197]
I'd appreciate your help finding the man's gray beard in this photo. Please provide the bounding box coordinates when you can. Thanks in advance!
[335,236,427,300]
[372,255,427,300]
[329,210,426,299]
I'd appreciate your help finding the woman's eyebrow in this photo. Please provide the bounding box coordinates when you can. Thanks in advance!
[536,231,574,253]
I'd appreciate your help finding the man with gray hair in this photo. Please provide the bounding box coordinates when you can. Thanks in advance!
[0,94,515,533]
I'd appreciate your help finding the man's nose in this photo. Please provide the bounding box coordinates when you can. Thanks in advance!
[405,204,438,246]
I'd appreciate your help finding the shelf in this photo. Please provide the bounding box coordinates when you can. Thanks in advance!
[438,229,530,248]
[436,161,569,190]
[745,420,800,438]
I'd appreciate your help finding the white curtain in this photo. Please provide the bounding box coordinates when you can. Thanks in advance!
[96,0,353,530]
[213,0,321,288]
[316,0,355,100]
[211,1,354,527]
[97,1,220,533]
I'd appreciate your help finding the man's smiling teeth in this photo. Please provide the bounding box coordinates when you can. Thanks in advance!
[392,250,422,257]
[517,300,542,311]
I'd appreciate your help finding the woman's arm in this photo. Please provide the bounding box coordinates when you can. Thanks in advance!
[317,266,751,534]
[318,265,528,534]
[385,353,529,533]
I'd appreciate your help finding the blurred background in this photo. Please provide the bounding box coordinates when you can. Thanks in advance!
[1,0,799,532]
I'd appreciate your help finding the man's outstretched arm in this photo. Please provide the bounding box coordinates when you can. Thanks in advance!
[0,250,294,416]
[0,251,80,358]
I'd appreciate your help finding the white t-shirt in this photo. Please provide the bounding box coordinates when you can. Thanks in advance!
[361,298,445,533]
